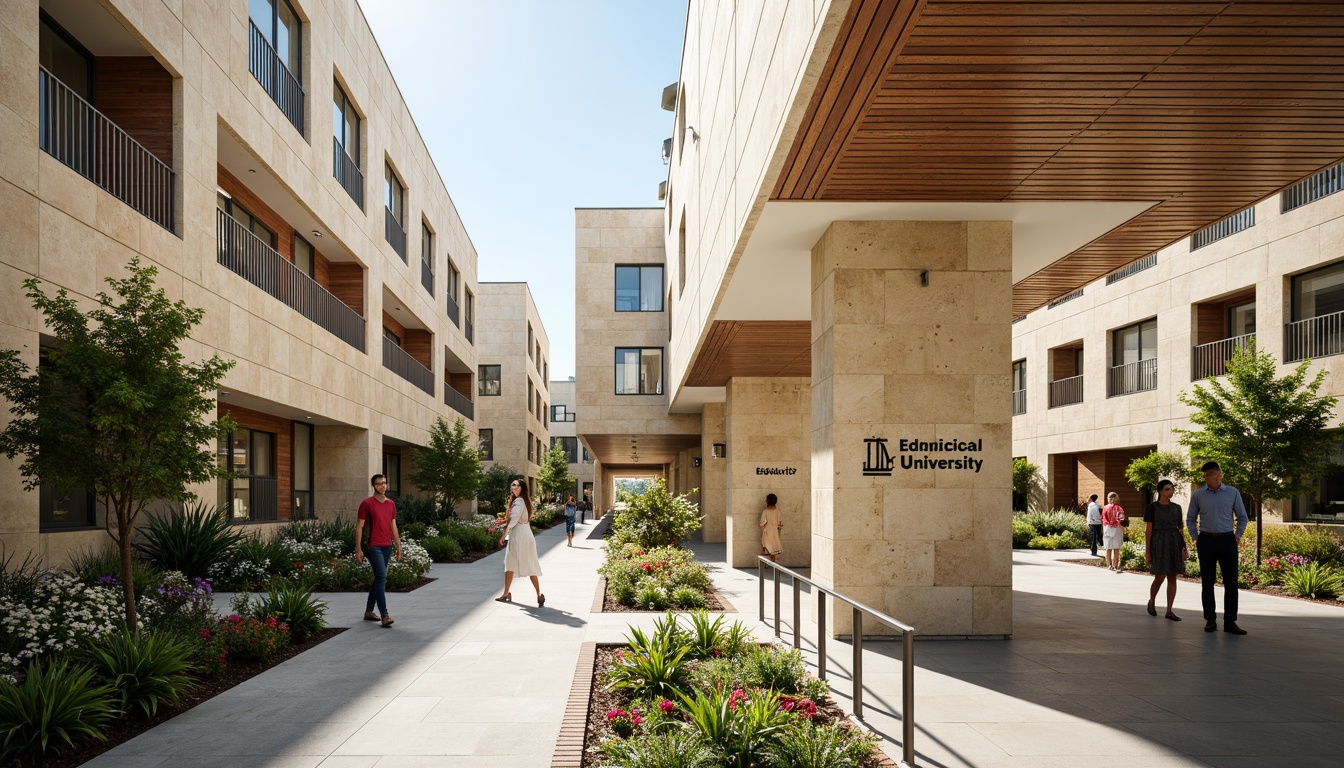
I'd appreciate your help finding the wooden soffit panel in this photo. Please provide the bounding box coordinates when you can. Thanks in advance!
[686,321,811,387]
[583,434,702,466]
[773,0,1344,316]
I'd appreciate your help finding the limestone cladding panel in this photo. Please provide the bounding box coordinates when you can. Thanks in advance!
[476,283,550,481]
[726,378,811,568]
[665,0,846,395]
[812,220,1013,638]
[315,425,378,519]
[1012,191,1344,524]
[1,0,482,560]
[700,402,727,543]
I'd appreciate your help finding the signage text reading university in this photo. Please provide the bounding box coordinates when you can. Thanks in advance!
[755,467,797,476]
[863,436,984,476]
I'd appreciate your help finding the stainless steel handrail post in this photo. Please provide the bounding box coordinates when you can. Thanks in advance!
[773,567,781,638]
[792,575,801,649]
[758,559,764,622]
[853,607,863,719]
[817,591,827,681]
[903,628,915,765]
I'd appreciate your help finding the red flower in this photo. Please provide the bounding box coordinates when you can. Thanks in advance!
[728,689,747,710]
[606,708,628,721]
[659,700,674,713]
[296,561,304,569]
[631,714,643,725]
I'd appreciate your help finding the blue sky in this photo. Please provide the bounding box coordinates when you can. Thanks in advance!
[359,1,687,380]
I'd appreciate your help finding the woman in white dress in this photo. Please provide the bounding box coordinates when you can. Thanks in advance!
[496,480,544,606]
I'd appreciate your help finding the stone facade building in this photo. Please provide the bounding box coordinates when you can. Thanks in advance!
[548,379,595,506]
[475,282,550,502]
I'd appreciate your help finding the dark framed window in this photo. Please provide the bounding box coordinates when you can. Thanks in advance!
[382,452,401,500]
[615,347,664,395]
[333,81,360,162]
[527,324,534,359]
[292,421,313,519]
[1292,261,1344,322]
[527,432,535,463]
[36,344,96,531]
[384,164,404,225]
[447,261,459,301]
[1012,359,1026,391]
[1112,319,1157,366]
[615,265,664,311]
[383,326,402,347]
[552,436,579,464]
[293,233,314,277]
[218,427,278,522]
[582,446,592,462]
[479,429,494,461]
[249,0,301,80]
[1294,431,1344,522]
[39,12,93,101]
[527,378,534,409]
[478,364,501,396]
[217,193,276,248]
[551,404,575,422]
[1228,300,1256,336]
[420,221,434,295]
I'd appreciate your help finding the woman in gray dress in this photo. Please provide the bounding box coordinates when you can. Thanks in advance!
[1145,479,1188,620]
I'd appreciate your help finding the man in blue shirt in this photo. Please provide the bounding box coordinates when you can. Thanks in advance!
[1186,461,1250,635]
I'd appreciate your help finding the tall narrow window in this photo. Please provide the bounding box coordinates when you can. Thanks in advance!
[382,452,401,500]
[332,81,362,206]
[446,260,460,325]
[292,233,314,277]
[528,324,534,358]
[615,348,664,395]
[678,211,687,293]
[249,0,301,80]
[615,265,665,311]
[465,289,475,343]
[420,222,434,295]
[292,421,313,519]
[1228,301,1256,337]
[385,166,404,225]
[479,429,494,461]
[527,432,535,463]
[39,13,92,100]
[478,364,501,396]
[37,343,96,530]
[1112,319,1157,366]
[218,427,278,522]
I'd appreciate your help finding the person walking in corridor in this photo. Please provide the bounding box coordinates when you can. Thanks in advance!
[1187,461,1249,635]
[497,480,544,606]
[1101,492,1126,572]
[564,496,577,547]
[760,493,783,562]
[1145,479,1188,621]
[1086,494,1103,557]
[355,474,401,628]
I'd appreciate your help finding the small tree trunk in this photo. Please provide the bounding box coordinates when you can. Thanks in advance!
[1254,496,1264,566]
[117,509,139,630]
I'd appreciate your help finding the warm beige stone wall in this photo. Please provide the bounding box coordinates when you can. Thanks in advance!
[700,402,727,542]
[812,221,1014,637]
[548,379,595,502]
[725,378,811,567]
[476,283,550,491]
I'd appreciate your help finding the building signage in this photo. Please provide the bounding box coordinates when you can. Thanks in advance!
[755,466,797,475]
[863,436,984,476]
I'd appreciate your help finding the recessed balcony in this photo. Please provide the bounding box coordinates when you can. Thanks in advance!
[1108,358,1157,397]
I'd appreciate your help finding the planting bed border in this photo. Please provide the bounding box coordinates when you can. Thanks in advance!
[1062,558,1344,607]
[593,575,737,613]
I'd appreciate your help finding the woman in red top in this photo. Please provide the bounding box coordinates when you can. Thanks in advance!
[356,474,402,627]
[1101,492,1127,573]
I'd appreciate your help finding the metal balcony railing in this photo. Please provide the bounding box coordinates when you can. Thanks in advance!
[1282,161,1344,214]
[1108,358,1158,397]
[1105,253,1157,285]
[1048,375,1084,408]
[385,208,407,261]
[217,210,366,351]
[445,292,460,327]
[333,141,362,208]
[1012,389,1026,415]
[382,337,434,394]
[1286,310,1344,363]
[421,260,434,296]
[39,67,175,232]
[1192,333,1255,380]
[444,386,474,419]
[1191,208,1255,250]
[248,21,304,135]
[1047,289,1083,309]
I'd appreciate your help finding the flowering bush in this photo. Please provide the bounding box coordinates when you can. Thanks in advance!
[606,706,643,738]
[601,544,713,610]
[137,571,216,638]
[1261,553,1311,585]
[0,573,121,680]
[208,531,433,592]
[212,614,290,663]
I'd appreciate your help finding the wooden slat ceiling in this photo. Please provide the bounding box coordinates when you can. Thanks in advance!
[772,0,1344,317]
[583,434,702,466]
[685,321,812,387]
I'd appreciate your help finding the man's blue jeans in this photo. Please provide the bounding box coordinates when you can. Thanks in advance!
[1089,524,1103,556]
[366,545,393,616]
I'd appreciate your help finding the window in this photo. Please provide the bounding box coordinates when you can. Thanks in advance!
[582,447,592,463]
[536,343,541,368]
[1293,262,1344,322]
[1294,431,1344,522]
[544,361,548,384]
[552,404,575,422]
[527,432,535,463]
[1012,359,1027,392]
[615,265,664,311]
[678,212,687,294]
[35,344,97,530]
[527,324,534,358]
[478,365,501,396]
[217,194,276,247]
[218,428,278,522]
[465,290,474,344]
[447,261,459,302]
[385,164,405,223]
[552,436,579,464]
[1112,319,1157,366]
[1229,300,1256,337]
[249,0,301,79]
[383,326,402,347]
[537,437,544,463]
[293,233,314,278]
[479,429,494,461]
[333,82,360,162]
[292,421,313,519]
[615,348,664,395]
[420,222,434,295]
[528,379,534,410]
[39,13,92,101]
[382,452,401,500]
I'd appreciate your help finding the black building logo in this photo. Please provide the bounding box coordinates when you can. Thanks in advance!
[862,437,894,476]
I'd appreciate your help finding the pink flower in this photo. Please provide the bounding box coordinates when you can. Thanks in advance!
[659,700,674,713]
[606,708,627,722]
[728,689,747,710]
[631,714,643,725]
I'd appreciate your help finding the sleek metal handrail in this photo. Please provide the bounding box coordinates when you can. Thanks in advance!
[1191,207,1255,250]
[421,260,434,296]
[385,208,407,260]
[216,210,366,351]
[1012,388,1026,415]
[1283,161,1344,213]
[38,67,175,232]
[1048,374,1083,408]
[333,140,363,208]
[1105,253,1156,285]
[382,336,434,394]
[1047,288,1083,309]
[757,557,916,766]
[1192,333,1255,380]
[444,386,474,419]
[248,21,304,134]
[1108,358,1157,397]
[445,292,460,327]
[1285,310,1344,363]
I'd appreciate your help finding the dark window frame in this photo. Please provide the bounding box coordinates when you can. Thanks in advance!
[333,80,361,163]
[1291,260,1344,323]
[615,347,665,395]
[551,436,579,464]
[382,451,401,500]
[1111,318,1158,367]
[384,162,405,225]
[478,364,501,396]
[292,420,314,519]
[219,427,278,523]
[615,264,665,312]
[249,0,303,80]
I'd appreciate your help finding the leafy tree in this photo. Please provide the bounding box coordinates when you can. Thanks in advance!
[0,259,235,629]
[477,464,522,514]
[612,477,701,548]
[1125,450,1196,502]
[1176,346,1339,564]
[409,416,482,518]
[537,443,577,501]
[1012,458,1040,511]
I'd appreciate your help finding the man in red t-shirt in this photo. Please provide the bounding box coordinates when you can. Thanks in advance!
[356,474,402,627]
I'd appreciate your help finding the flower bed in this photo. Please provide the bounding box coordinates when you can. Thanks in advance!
[578,612,895,767]
[599,544,722,612]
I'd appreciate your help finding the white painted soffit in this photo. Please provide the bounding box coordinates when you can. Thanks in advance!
[668,386,726,415]
[716,199,1157,321]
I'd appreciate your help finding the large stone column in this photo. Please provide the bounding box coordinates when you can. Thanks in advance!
[811,221,1013,637]
[700,403,727,543]
[725,378,811,568]
[315,426,376,519]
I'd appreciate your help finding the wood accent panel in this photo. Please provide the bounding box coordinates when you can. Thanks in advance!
[218,403,293,521]
[1076,447,1151,519]
[685,321,811,387]
[328,263,364,316]
[1050,452,1078,510]
[94,57,172,165]
[404,329,432,371]
[382,311,406,342]
[772,0,1344,316]
[1195,289,1256,346]
[448,372,473,399]
[219,166,292,259]
[584,434,701,466]
[1050,345,1080,380]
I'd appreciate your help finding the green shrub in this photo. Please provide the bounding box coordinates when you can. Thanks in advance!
[1027,533,1085,550]
[612,477,702,548]
[0,549,46,603]
[722,621,757,659]
[1120,542,1148,571]
[422,535,463,562]
[250,585,328,643]
[679,687,793,768]
[1017,510,1089,540]
[671,585,707,609]
[211,614,290,662]
[637,583,670,611]
[1283,561,1344,599]
[139,572,217,639]
[683,610,726,659]
[401,521,429,541]
[137,502,246,579]
[599,729,716,768]
[83,629,198,718]
[282,516,358,556]
[744,646,809,695]
[0,660,117,763]
[607,626,690,699]
[66,546,162,598]
[1258,525,1344,565]
[443,521,498,553]
[764,722,876,768]
[609,574,637,605]
[1011,517,1037,548]
[397,495,442,526]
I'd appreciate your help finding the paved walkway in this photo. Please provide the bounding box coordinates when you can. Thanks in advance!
[87,528,1344,767]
